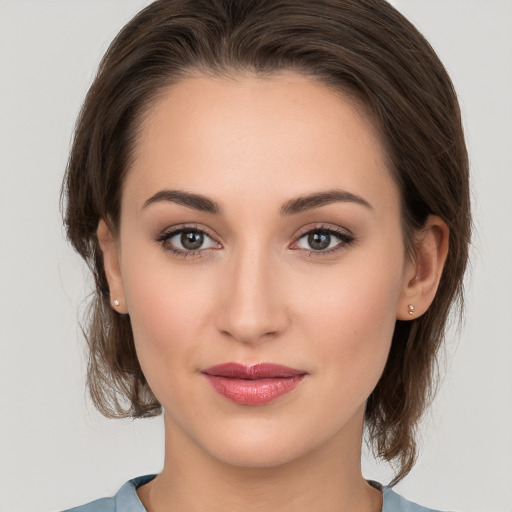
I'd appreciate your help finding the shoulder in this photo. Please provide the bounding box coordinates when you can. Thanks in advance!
[62,496,115,512]
[60,475,156,512]
[382,486,452,512]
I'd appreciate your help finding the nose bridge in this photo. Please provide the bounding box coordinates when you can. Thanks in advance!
[216,238,288,344]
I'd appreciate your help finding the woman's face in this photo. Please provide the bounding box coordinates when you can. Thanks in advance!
[109,71,415,467]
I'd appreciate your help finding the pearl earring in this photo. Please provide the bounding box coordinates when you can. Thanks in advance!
[112,299,120,306]
[407,304,415,316]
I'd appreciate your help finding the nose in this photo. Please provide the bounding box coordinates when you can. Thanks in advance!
[214,244,290,345]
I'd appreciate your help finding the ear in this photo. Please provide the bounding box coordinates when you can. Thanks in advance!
[396,215,449,320]
[97,218,128,314]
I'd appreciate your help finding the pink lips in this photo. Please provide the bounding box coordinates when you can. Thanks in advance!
[202,363,307,405]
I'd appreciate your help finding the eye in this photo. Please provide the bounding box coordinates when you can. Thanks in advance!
[293,226,355,254]
[156,226,221,257]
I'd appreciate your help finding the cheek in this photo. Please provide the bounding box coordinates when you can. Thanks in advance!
[297,253,403,401]
[298,251,402,342]
[119,247,217,391]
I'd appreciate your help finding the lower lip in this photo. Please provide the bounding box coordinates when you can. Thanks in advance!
[204,375,305,405]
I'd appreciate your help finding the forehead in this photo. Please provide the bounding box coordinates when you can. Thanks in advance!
[125,71,399,216]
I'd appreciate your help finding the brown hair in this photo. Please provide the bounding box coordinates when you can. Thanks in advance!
[62,0,471,484]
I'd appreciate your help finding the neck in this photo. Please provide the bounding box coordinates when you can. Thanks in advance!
[138,411,382,512]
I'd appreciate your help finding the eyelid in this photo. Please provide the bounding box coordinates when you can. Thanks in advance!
[294,223,354,239]
[155,223,219,241]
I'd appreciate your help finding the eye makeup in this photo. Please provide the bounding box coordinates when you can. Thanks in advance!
[154,222,356,259]
[291,224,355,257]
[154,223,221,259]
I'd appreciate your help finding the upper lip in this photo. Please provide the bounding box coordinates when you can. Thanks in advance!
[202,363,307,379]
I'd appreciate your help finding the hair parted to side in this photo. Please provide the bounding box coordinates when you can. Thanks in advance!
[62,0,471,484]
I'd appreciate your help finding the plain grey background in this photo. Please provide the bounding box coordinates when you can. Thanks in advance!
[1,1,511,511]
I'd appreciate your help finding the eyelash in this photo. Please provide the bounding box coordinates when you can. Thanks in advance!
[155,224,220,259]
[155,224,356,259]
[293,225,355,257]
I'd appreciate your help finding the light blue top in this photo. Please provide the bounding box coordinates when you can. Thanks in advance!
[62,474,448,512]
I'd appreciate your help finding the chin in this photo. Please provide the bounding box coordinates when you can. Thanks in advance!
[211,443,303,469]
[197,422,324,469]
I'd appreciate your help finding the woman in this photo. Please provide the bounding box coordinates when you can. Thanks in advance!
[61,0,470,510]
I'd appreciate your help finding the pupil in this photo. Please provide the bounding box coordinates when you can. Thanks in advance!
[181,231,203,250]
[308,232,330,250]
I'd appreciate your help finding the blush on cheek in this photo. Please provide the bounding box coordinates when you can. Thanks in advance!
[308,267,400,387]
[123,265,213,396]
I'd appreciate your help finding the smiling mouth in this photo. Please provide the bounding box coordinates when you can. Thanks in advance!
[201,363,308,405]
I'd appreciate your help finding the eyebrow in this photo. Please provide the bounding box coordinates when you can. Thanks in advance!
[142,188,373,215]
[279,189,373,215]
[143,189,221,214]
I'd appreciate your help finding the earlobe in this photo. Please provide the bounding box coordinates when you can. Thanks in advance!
[396,215,449,320]
[97,219,128,314]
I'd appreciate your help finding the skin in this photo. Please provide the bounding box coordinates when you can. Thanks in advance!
[98,71,449,512]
